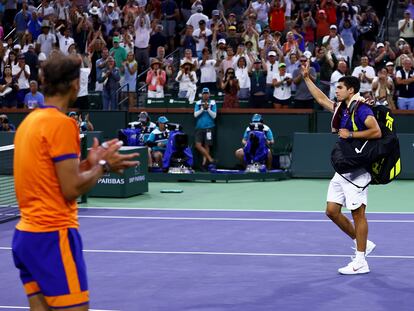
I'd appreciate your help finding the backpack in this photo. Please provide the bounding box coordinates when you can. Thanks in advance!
[330,102,401,187]
[244,131,269,165]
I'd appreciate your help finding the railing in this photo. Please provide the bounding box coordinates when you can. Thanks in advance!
[377,0,396,43]
[4,3,43,43]
[115,83,130,110]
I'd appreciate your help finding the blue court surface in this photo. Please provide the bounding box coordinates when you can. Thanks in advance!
[1,208,413,311]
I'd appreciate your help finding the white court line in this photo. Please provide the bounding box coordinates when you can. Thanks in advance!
[0,247,413,259]
[79,206,414,215]
[0,307,119,311]
[77,215,414,223]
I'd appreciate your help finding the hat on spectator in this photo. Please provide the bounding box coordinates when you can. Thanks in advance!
[279,63,286,68]
[318,9,326,14]
[199,19,206,25]
[38,53,47,61]
[180,60,195,70]
[228,25,236,31]
[41,20,50,28]
[113,36,120,43]
[218,38,226,45]
[150,58,162,68]
[330,25,337,30]
[107,2,115,7]
[303,51,312,59]
[386,62,394,66]
[404,10,411,14]
[0,114,8,120]
[138,111,149,122]
[68,112,77,117]
[251,114,263,122]
[157,116,169,124]
[196,4,203,12]
[341,3,348,8]
[212,10,220,16]
[17,53,25,60]
[28,44,35,49]
[89,6,100,15]
[376,42,385,49]
[254,58,262,64]
[268,51,277,57]
[202,87,210,94]
[228,12,236,17]
[13,44,21,50]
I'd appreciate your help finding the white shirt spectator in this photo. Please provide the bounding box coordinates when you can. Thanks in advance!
[39,4,55,18]
[399,18,414,38]
[37,33,56,57]
[235,67,250,89]
[322,35,345,58]
[200,59,217,83]
[330,70,345,100]
[56,32,75,55]
[134,14,151,48]
[54,2,69,20]
[78,68,91,97]
[193,28,212,52]
[266,60,280,84]
[251,1,270,25]
[186,12,209,30]
[352,65,376,93]
[272,71,292,99]
[12,64,30,89]
[176,71,198,92]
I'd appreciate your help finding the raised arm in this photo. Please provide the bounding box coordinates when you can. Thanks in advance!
[303,61,334,112]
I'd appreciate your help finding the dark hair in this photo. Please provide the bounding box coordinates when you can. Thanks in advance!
[41,53,81,97]
[338,76,360,94]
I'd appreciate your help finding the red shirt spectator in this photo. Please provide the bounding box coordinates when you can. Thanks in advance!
[269,1,285,32]
[316,10,330,41]
[321,0,337,25]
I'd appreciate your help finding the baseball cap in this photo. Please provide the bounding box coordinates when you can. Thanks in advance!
[212,10,219,16]
[341,3,348,7]
[157,116,169,124]
[318,9,326,14]
[330,25,337,30]
[138,111,149,122]
[386,61,394,66]
[107,2,114,7]
[13,44,21,50]
[28,43,35,49]
[68,111,77,117]
[376,42,385,48]
[303,51,312,59]
[199,19,206,25]
[218,38,226,45]
[405,10,411,14]
[254,58,262,64]
[228,25,236,31]
[278,63,286,68]
[113,36,120,43]
[202,87,210,94]
[251,114,263,122]
[268,51,277,57]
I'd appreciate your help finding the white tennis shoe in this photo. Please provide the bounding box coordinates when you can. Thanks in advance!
[338,258,370,275]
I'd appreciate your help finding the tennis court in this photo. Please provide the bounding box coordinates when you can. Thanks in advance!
[0,180,413,310]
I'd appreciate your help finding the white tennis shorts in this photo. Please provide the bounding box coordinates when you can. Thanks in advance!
[327,169,371,210]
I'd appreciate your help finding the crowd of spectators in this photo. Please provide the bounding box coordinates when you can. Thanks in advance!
[0,0,412,111]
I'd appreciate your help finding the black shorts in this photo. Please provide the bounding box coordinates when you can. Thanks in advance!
[195,128,214,146]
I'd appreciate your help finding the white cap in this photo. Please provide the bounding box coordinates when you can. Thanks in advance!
[13,44,21,50]
[330,25,337,30]
[303,51,312,59]
[38,52,47,61]
[376,42,385,48]
[107,2,114,7]
[268,51,277,57]
[341,3,348,7]
[386,61,394,66]
[218,38,226,45]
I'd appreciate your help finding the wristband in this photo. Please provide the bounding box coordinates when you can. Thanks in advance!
[349,132,353,139]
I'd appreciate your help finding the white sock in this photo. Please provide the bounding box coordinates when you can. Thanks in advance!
[355,251,365,261]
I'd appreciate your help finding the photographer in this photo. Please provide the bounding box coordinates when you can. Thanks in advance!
[221,67,240,108]
[194,88,217,169]
[272,63,292,109]
[0,114,16,132]
[235,114,274,169]
[176,61,198,103]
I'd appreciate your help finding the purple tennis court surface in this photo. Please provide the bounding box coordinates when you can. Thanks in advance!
[1,208,413,311]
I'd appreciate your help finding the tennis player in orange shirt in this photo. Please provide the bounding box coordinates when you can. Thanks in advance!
[12,53,139,310]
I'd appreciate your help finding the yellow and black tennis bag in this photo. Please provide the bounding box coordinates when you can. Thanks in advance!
[331,102,401,185]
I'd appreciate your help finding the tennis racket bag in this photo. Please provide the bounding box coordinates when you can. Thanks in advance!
[331,103,401,184]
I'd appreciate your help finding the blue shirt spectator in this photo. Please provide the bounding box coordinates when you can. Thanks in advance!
[14,6,31,34]
[24,81,44,108]
[194,90,217,129]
